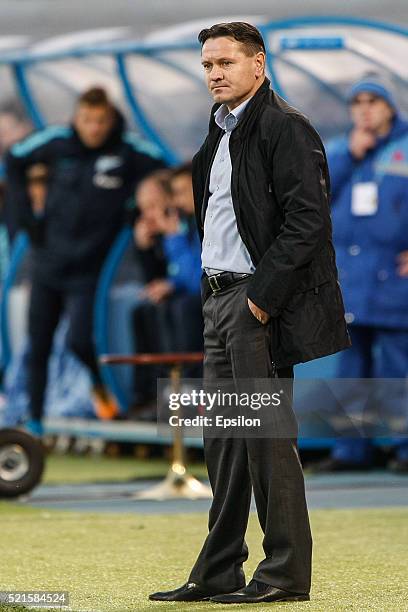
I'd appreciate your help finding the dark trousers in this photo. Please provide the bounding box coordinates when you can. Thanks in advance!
[188,278,312,595]
[132,300,169,403]
[167,292,203,378]
[27,279,102,420]
[132,293,203,403]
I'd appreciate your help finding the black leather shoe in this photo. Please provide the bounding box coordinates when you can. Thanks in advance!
[210,579,310,604]
[149,581,219,601]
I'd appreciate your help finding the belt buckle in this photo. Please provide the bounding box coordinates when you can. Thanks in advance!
[208,274,222,293]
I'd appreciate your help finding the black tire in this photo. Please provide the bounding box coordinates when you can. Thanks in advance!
[0,428,45,498]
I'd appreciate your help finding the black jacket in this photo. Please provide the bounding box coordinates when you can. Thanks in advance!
[193,77,351,367]
[5,112,164,289]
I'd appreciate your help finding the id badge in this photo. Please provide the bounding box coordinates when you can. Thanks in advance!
[351,182,378,216]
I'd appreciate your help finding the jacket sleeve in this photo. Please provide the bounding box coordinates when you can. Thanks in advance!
[124,132,167,180]
[5,128,64,242]
[246,115,329,317]
[326,135,356,202]
[162,229,202,294]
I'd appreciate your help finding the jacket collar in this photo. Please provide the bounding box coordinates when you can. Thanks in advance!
[208,76,271,135]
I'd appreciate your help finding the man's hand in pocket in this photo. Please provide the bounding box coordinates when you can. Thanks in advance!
[247,298,270,324]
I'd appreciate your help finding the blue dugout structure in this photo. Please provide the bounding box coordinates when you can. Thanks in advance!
[0,16,407,445]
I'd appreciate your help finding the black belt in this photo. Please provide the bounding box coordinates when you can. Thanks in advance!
[204,271,251,294]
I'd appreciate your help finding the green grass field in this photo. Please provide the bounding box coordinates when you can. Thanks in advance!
[0,503,407,612]
[43,453,208,484]
[0,454,407,611]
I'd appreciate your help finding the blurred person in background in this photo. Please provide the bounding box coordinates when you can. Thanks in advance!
[0,102,32,158]
[151,163,202,296]
[164,163,203,358]
[132,164,203,410]
[134,164,202,300]
[26,164,49,217]
[133,169,173,298]
[132,170,172,408]
[0,103,33,241]
[5,86,164,435]
[315,76,408,472]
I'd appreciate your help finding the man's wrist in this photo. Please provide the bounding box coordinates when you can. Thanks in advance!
[246,288,281,318]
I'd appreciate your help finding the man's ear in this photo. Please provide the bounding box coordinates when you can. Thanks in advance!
[255,52,265,78]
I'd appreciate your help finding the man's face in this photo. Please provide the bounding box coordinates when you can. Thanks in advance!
[171,173,194,214]
[201,36,265,110]
[73,103,115,149]
[350,93,394,134]
[136,179,170,221]
[0,113,32,156]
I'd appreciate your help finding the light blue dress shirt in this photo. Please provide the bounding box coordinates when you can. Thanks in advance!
[202,97,256,276]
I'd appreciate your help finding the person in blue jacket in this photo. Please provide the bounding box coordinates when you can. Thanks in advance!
[317,75,408,472]
[162,163,202,295]
[132,164,203,408]
[140,162,203,362]
[165,163,204,366]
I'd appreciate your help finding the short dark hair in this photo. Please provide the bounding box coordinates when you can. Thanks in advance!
[139,169,173,197]
[0,100,29,123]
[171,162,193,180]
[198,22,266,56]
[78,87,112,108]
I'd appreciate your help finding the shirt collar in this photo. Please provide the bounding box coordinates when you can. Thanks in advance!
[214,96,252,133]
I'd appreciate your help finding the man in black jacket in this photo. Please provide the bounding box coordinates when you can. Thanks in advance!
[150,22,350,604]
[6,87,164,433]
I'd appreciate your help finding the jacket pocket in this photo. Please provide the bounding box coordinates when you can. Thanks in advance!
[285,278,331,313]
[291,248,336,295]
